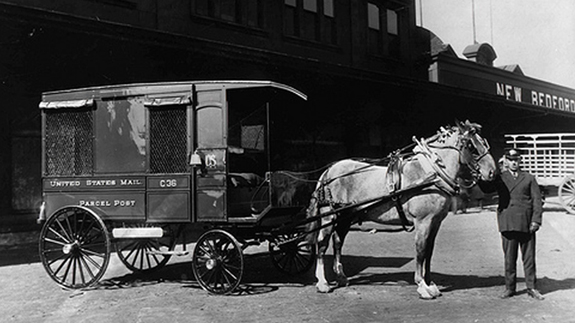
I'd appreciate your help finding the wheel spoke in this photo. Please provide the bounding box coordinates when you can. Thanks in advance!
[61,254,74,285]
[52,254,72,278]
[43,237,68,247]
[81,245,107,258]
[73,255,79,286]
[79,249,102,271]
[77,220,97,243]
[78,251,97,280]
[64,214,75,241]
[120,240,139,259]
[47,227,71,244]
[46,252,68,266]
[55,218,73,242]
[222,266,239,283]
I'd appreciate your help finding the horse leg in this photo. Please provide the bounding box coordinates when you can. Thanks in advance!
[414,218,437,299]
[424,225,442,298]
[332,219,351,287]
[315,207,335,293]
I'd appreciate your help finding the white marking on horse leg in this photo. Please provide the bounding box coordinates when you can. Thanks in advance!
[413,224,429,287]
[417,280,435,300]
[428,281,442,297]
[315,253,331,293]
[315,218,333,293]
[424,224,442,297]
[332,231,348,287]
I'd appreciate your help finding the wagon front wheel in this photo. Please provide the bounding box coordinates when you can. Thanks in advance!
[192,229,244,295]
[39,206,111,289]
[559,175,575,214]
[269,232,315,275]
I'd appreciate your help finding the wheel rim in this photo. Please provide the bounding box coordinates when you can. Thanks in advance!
[192,230,244,295]
[269,233,315,275]
[115,224,177,273]
[559,176,575,214]
[39,207,110,289]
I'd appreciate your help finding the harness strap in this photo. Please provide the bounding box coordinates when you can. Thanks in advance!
[413,136,460,196]
[391,194,414,232]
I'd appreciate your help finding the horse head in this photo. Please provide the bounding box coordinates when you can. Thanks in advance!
[456,120,496,182]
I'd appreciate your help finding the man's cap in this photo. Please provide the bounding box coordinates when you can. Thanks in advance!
[505,149,521,160]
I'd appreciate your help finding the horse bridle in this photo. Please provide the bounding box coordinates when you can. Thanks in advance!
[416,127,490,194]
[459,131,491,183]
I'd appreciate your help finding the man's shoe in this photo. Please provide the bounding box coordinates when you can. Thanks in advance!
[500,290,515,299]
[527,289,545,300]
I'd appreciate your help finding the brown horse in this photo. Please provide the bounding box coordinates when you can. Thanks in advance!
[306,121,496,299]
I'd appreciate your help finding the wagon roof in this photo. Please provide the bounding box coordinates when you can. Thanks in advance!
[39,80,307,108]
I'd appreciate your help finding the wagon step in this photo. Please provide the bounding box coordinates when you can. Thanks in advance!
[147,250,189,257]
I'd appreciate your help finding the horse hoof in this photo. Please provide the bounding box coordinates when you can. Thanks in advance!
[428,282,442,298]
[417,283,436,300]
[316,283,332,293]
[336,277,349,287]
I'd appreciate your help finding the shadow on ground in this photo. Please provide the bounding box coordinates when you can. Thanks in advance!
[0,243,40,266]
[85,252,575,297]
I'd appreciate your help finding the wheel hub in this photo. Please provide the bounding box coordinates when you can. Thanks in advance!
[206,258,218,270]
[62,241,79,255]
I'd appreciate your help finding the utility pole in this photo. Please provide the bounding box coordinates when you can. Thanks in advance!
[472,0,477,44]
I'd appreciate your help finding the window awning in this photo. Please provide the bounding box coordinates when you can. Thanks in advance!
[39,99,94,109]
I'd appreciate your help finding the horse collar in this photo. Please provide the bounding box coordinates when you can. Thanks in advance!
[413,136,460,196]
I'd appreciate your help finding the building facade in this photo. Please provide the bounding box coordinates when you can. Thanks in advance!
[0,0,573,231]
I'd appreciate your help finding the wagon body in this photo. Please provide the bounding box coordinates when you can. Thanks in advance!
[38,80,315,293]
[505,133,575,213]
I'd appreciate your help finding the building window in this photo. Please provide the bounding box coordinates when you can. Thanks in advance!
[303,0,317,12]
[246,0,263,28]
[367,3,381,54]
[367,2,401,58]
[192,0,264,29]
[284,0,337,44]
[387,9,398,35]
[387,9,400,57]
[220,0,238,23]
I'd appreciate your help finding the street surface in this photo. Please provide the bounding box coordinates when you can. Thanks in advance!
[1,199,575,323]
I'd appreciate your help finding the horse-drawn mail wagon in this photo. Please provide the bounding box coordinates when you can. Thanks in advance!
[37,80,317,294]
[37,80,496,298]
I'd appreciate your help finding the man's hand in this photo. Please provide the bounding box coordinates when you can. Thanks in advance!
[529,222,540,233]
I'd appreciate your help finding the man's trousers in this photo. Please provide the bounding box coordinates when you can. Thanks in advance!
[501,231,537,291]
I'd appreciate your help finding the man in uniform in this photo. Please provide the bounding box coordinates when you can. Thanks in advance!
[480,149,544,300]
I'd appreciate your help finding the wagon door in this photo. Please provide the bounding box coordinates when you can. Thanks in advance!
[194,87,229,222]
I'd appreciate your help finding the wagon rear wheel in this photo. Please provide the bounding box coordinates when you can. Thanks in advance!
[269,232,315,275]
[559,175,575,214]
[114,224,178,273]
[39,206,111,289]
[192,229,244,295]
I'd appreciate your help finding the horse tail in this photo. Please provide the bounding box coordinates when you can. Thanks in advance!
[306,166,331,246]
[305,187,321,245]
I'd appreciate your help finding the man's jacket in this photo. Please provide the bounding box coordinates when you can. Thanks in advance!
[480,170,543,233]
